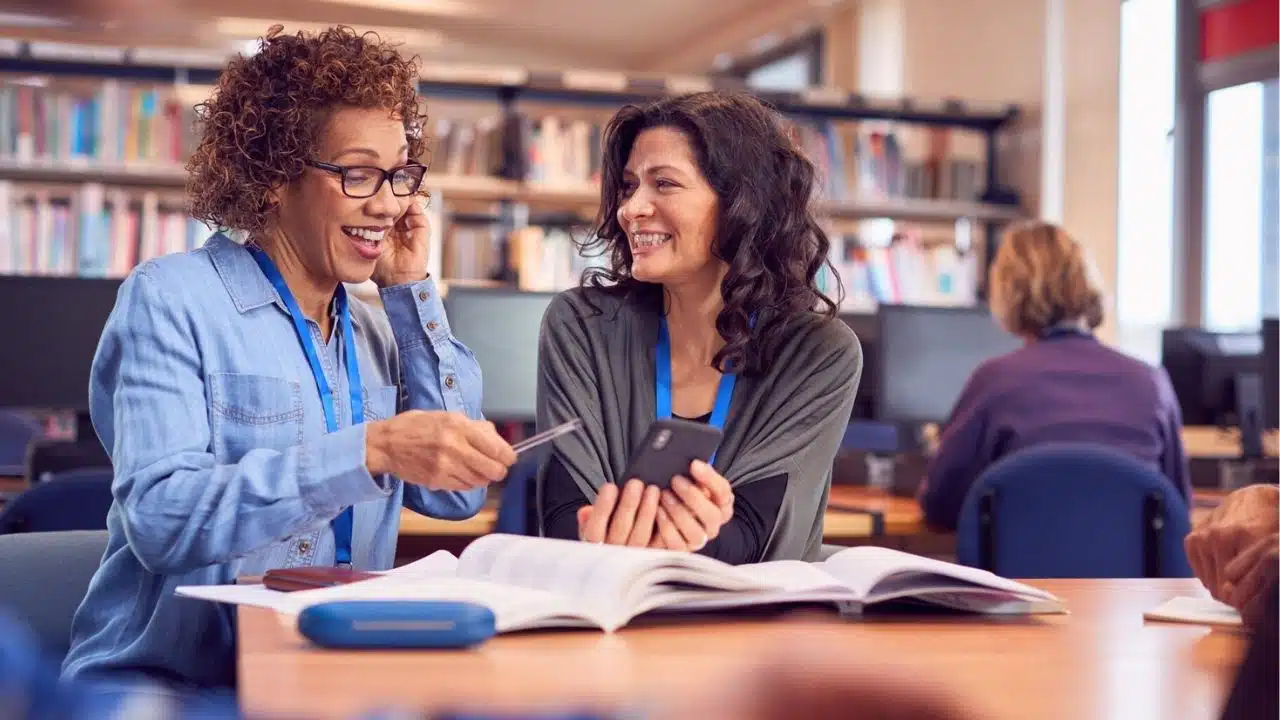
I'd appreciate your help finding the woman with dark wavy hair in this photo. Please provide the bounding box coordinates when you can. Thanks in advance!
[61,26,515,690]
[536,91,863,563]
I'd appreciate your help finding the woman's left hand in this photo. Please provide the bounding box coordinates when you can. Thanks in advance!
[372,194,432,288]
[651,459,735,552]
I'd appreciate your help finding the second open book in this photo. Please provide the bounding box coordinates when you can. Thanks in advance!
[178,534,1064,633]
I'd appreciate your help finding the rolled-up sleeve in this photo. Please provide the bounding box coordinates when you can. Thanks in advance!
[379,279,486,520]
[97,268,392,576]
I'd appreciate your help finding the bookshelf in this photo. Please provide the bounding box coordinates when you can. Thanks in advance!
[0,39,1026,308]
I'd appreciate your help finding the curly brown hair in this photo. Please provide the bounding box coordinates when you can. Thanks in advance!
[186,25,429,239]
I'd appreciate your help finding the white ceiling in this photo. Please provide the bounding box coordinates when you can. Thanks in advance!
[0,0,848,75]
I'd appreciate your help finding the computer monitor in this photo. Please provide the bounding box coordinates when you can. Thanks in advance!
[1160,328,1262,427]
[874,304,1021,425]
[0,275,122,412]
[442,287,556,421]
[1262,317,1278,430]
[839,311,877,419]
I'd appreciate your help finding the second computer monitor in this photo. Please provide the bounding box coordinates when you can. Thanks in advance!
[875,304,1021,425]
[0,275,123,411]
[442,286,557,421]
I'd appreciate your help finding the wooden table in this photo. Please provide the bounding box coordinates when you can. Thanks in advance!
[395,485,1230,561]
[396,502,882,560]
[237,579,1246,720]
[398,502,881,539]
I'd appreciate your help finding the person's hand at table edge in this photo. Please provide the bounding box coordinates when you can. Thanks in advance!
[1185,484,1279,621]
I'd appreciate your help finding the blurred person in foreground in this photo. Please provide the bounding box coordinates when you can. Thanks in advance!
[917,220,1191,531]
[3,611,1273,720]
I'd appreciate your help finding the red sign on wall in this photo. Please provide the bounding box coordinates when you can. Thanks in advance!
[1200,0,1279,61]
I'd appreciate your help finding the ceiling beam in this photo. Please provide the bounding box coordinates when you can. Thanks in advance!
[176,0,628,70]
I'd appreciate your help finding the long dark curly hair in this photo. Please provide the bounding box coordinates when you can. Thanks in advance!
[580,91,842,377]
[186,24,430,240]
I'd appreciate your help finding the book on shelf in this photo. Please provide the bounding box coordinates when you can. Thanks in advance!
[431,109,991,209]
[0,77,197,168]
[177,533,1065,634]
[789,120,987,207]
[0,180,212,277]
[828,227,980,311]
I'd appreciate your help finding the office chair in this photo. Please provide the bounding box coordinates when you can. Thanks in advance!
[0,410,42,477]
[955,442,1194,578]
[0,530,108,660]
[495,459,537,535]
[26,437,111,485]
[0,468,114,535]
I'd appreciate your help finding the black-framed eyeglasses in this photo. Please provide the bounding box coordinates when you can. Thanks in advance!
[306,160,428,199]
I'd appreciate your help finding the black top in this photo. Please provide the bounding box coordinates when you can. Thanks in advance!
[540,412,788,565]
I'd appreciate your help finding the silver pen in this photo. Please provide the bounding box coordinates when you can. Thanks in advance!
[512,418,584,456]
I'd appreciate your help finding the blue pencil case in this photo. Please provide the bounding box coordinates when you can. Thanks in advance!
[296,600,496,650]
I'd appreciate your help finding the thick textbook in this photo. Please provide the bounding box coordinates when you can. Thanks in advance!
[178,534,1064,633]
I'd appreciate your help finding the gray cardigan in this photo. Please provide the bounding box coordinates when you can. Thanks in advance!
[534,287,863,561]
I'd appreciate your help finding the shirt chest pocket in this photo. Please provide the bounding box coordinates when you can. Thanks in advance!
[362,385,399,422]
[208,373,305,462]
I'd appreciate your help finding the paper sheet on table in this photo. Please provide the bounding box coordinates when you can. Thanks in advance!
[1144,596,1242,628]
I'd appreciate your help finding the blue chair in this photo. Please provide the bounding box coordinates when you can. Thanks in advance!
[0,410,41,477]
[0,530,108,660]
[495,459,537,535]
[0,468,115,535]
[955,443,1193,578]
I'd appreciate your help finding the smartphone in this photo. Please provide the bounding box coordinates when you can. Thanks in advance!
[262,567,379,592]
[620,418,722,490]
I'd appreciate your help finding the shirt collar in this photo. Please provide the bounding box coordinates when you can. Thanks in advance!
[206,232,362,328]
[1039,323,1092,341]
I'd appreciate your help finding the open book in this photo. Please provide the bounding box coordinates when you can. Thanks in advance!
[177,534,1064,634]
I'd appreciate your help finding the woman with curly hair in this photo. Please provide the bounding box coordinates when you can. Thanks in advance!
[536,91,862,564]
[61,26,515,689]
[917,220,1190,531]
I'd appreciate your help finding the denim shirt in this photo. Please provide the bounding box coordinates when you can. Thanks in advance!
[61,233,487,689]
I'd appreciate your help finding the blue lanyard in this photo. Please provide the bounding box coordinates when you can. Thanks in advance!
[655,318,739,465]
[248,247,362,567]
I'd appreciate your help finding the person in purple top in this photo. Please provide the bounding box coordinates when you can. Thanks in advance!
[917,221,1191,531]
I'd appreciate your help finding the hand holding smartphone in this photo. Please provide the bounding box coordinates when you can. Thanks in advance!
[621,418,722,490]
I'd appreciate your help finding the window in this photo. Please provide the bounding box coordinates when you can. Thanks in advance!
[1116,0,1177,362]
[719,31,823,92]
[747,53,817,91]
[1203,80,1271,331]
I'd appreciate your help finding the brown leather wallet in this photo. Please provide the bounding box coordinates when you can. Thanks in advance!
[262,567,379,592]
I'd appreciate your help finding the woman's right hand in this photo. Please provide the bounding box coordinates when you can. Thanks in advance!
[365,410,517,490]
[577,479,662,547]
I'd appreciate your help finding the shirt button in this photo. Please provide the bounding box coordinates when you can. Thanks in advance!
[445,375,456,389]
[296,539,311,554]
[418,290,429,301]
[426,321,439,331]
